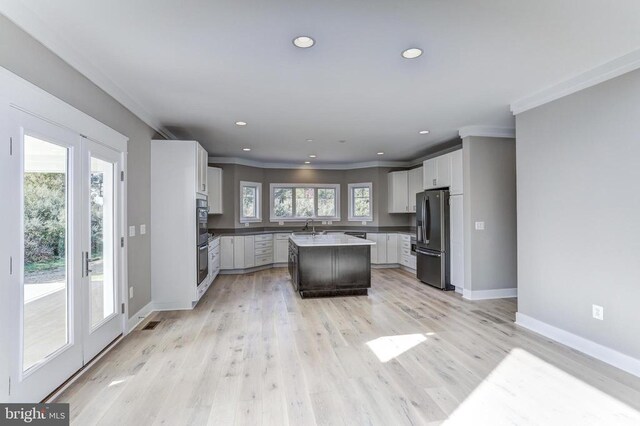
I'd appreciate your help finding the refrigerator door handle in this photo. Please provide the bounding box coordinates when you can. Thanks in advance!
[421,197,427,243]
[425,197,431,243]
[417,249,441,257]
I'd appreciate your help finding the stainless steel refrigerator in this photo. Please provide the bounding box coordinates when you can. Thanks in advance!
[415,189,452,290]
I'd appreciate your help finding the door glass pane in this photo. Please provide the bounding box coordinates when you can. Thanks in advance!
[23,135,69,371]
[90,157,115,328]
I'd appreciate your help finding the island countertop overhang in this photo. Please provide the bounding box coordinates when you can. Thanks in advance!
[289,234,376,247]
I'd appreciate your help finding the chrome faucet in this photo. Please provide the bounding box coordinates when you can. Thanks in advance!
[303,219,317,234]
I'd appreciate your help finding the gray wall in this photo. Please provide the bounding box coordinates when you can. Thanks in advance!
[516,69,640,359]
[463,136,517,292]
[207,163,411,229]
[0,15,156,318]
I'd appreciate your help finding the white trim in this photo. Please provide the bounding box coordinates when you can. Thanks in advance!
[454,286,463,295]
[269,183,341,222]
[239,181,262,223]
[459,126,516,139]
[515,312,640,378]
[511,48,640,115]
[209,156,409,170]
[0,3,176,140]
[462,287,517,300]
[348,182,374,222]
[125,301,155,334]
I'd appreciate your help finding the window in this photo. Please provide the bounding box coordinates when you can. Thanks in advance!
[240,181,262,223]
[348,182,373,222]
[270,184,340,221]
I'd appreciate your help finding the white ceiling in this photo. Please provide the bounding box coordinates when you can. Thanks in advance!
[4,1,640,163]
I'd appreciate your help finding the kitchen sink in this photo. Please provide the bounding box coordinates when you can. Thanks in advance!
[292,231,326,236]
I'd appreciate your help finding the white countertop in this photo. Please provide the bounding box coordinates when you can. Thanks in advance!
[290,234,376,247]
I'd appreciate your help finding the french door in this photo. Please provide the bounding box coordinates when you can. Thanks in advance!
[6,108,124,402]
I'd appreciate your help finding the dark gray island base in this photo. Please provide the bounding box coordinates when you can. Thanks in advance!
[288,235,374,298]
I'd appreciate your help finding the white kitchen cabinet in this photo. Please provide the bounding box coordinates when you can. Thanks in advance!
[233,236,245,269]
[386,234,398,263]
[398,234,416,270]
[450,195,464,291]
[388,171,409,213]
[274,233,290,263]
[244,236,255,268]
[450,149,463,195]
[207,167,223,214]
[407,167,423,212]
[423,153,453,190]
[423,158,437,189]
[196,144,208,195]
[367,233,400,264]
[220,236,234,270]
[254,234,273,266]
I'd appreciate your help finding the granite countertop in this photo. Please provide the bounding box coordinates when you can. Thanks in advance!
[290,234,376,247]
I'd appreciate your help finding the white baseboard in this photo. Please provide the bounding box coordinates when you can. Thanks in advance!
[126,301,155,333]
[454,286,463,295]
[462,287,517,300]
[516,312,640,378]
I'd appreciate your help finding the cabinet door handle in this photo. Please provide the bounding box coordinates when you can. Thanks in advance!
[433,178,437,186]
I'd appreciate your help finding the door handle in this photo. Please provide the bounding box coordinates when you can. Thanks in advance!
[417,249,441,258]
[83,251,93,276]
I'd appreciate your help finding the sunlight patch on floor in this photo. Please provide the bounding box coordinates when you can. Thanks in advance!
[366,333,427,363]
[444,348,640,425]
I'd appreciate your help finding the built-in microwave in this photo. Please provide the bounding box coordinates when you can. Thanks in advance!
[197,198,208,245]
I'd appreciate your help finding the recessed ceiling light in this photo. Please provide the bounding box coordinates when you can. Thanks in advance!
[309,154,316,158]
[242,148,251,152]
[304,161,311,164]
[293,36,315,48]
[377,152,384,155]
[235,121,247,126]
[306,139,313,142]
[401,48,423,59]
[419,130,430,134]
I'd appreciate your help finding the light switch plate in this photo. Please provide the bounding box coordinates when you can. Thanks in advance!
[279,221,284,225]
[361,221,367,225]
[244,222,249,227]
[140,224,146,235]
[128,226,136,237]
[129,287,133,299]
[322,221,327,225]
[475,221,485,231]
[327,221,333,225]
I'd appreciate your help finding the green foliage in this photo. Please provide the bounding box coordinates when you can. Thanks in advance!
[24,172,67,264]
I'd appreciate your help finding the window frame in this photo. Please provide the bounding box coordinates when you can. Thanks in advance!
[269,183,340,222]
[239,181,262,223]
[348,182,373,222]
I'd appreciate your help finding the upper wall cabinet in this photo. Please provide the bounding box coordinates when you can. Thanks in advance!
[388,166,424,213]
[388,171,409,213]
[207,167,223,214]
[407,167,423,212]
[423,150,462,192]
[196,144,208,195]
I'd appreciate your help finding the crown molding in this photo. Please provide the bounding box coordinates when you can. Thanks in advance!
[0,1,176,140]
[207,156,411,170]
[458,126,515,139]
[511,47,640,115]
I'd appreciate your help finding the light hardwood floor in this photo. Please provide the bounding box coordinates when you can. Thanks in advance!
[55,268,640,425]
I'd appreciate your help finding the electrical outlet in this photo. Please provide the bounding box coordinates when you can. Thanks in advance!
[244,222,249,227]
[592,304,604,320]
[361,221,367,225]
[128,226,136,237]
[475,221,485,231]
[322,221,327,225]
[279,221,284,225]
[129,287,134,299]
[140,224,146,235]
[327,221,333,225]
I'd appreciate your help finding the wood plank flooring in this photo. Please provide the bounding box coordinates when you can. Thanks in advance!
[55,268,640,425]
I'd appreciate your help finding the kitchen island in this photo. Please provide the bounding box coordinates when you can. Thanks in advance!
[288,234,375,298]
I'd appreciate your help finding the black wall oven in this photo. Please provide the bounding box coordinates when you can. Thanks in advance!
[197,198,209,286]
